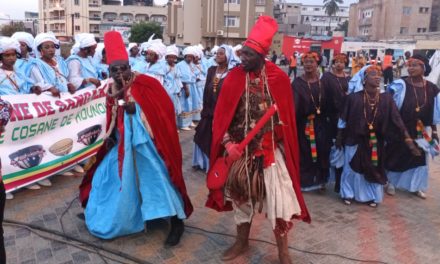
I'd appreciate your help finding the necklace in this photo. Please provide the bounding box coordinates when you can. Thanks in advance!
[212,66,227,93]
[410,77,427,112]
[333,71,348,95]
[363,90,380,130]
[364,89,379,110]
[306,78,322,115]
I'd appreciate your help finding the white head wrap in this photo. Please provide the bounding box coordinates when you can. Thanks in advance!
[193,45,204,59]
[11,32,34,49]
[0,37,21,55]
[74,33,97,49]
[166,44,179,57]
[93,43,106,64]
[34,32,58,49]
[218,44,234,69]
[127,42,138,56]
[128,43,138,51]
[211,45,219,55]
[71,42,80,55]
[183,46,197,57]
[147,39,167,59]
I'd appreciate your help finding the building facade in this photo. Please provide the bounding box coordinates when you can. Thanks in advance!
[38,0,168,42]
[348,0,433,41]
[431,0,440,32]
[274,1,310,36]
[273,1,348,36]
[300,4,349,36]
[168,0,273,47]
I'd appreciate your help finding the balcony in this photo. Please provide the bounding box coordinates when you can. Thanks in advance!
[359,17,372,26]
[89,0,101,8]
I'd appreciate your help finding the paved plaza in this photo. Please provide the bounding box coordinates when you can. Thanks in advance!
[3,129,440,264]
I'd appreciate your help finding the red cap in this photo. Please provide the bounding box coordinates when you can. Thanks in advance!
[104,31,128,65]
[243,16,278,55]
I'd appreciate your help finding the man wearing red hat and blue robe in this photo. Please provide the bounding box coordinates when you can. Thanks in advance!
[79,31,193,247]
[205,16,310,264]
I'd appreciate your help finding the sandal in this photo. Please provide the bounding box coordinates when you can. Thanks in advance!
[368,202,377,208]
[343,199,351,205]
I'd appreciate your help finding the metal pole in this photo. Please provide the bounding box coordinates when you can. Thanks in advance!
[71,13,75,38]
[226,0,230,44]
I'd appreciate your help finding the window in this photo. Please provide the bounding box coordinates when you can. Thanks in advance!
[419,7,429,13]
[74,13,80,18]
[224,0,240,4]
[256,0,265,5]
[314,8,320,11]
[417,27,427,33]
[74,0,79,5]
[400,27,408,34]
[402,7,411,15]
[224,16,240,27]
[75,25,80,31]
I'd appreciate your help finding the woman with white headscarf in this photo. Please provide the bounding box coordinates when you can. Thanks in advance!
[176,46,198,130]
[163,44,183,122]
[192,44,233,171]
[132,39,167,85]
[65,33,100,91]
[27,33,73,97]
[93,43,109,80]
[192,45,207,122]
[11,32,35,75]
[0,38,36,95]
[337,65,420,207]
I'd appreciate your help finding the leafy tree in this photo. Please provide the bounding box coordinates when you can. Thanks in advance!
[323,0,344,36]
[129,21,163,43]
[335,20,349,36]
[1,22,27,37]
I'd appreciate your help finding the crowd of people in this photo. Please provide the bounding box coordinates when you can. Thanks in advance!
[0,14,439,264]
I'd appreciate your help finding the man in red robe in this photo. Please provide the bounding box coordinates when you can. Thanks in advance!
[79,31,193,246]
[206,16,310,263]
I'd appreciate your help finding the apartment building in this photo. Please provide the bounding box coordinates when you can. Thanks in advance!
[274,1,349,36]
[348,0,433,41]
[430,0,440,32]
[38,0,168,42]
[168,0,273,47]
[274,2,310,36]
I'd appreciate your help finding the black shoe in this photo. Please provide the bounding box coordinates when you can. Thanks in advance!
[164,216,184,247]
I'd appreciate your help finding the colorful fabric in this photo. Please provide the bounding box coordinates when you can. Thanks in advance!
[304,114,317,162]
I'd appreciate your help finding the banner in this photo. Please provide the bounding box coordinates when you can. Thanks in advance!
[0,84,108,192]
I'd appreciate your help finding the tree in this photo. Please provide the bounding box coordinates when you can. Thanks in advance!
[335,20,349,36]
[129,21,163,43]
[1,22,27,37]
[323,0,344,36]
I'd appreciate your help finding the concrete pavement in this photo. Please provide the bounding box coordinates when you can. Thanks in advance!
[4,129,440,264]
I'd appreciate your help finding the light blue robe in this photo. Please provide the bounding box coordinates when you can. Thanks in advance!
[133,60,167,85]
[163,64,183,116]
[65,55,99,90]
[340,145,384,203]
[27,56,70,93]
[176,60,196,128]
[193,62,206,121]
[85,104,186,239]
[0,68,34,95]
[386,80,440,192]
[15,57,34,76]
[94,62,109,80]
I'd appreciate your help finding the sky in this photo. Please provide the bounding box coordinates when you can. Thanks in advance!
[1,0,358,20]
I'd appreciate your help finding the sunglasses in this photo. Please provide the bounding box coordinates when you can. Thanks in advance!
[110,64,129,73]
